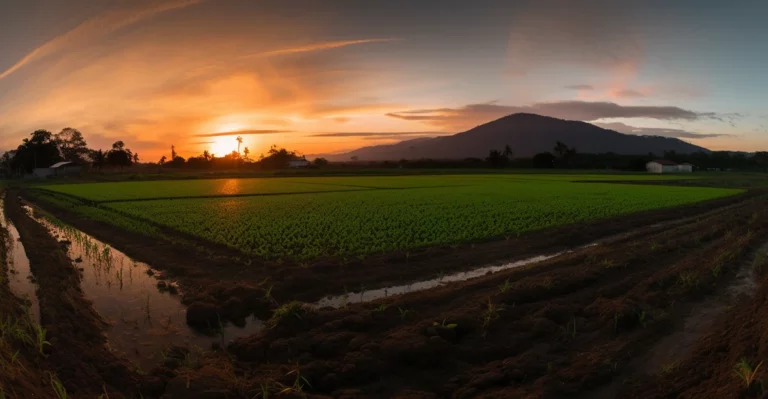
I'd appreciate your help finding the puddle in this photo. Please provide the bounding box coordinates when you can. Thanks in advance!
[0,201,40,323]
[22,205,264,370]
[316,252,566,308]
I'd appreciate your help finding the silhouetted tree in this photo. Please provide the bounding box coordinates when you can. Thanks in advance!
[159,155,167,166]
[243,146,250,160]
[350,156,359,162]
[54,127,89,163]
[106,141,134,171]
[171,145,177,160]
[260,145,297,169]
[90,149,106,172]
[313,157,329,166]
[11,130,62,172]
[533,152,555,168]
[236,136,243,155]
[502,144,513,160]
[486,149,508,167]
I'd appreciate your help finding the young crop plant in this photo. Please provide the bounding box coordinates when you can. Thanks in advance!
[32,324,51,355]
[481,299,505,337]
[269,302,308,327]
[49,373,68,399]
[372,303,390,312]
[498,278,512,293]
[677,271,699,291]
[398,307,414,321]
[734,357,764,389]
[433,319,458,329]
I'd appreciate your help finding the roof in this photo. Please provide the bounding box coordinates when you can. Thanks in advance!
[50,161,73,168]
[649,159,678,166]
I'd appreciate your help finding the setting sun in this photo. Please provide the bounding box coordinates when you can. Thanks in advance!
[210,136,240,156]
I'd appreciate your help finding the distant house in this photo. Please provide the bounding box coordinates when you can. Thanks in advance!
[32,161,83,178]
[288,157,310,168]
[646,160,693,174]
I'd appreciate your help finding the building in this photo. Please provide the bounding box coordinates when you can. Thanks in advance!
[288,157,310,168]
[32,161,83,178]
[646,160,693,174]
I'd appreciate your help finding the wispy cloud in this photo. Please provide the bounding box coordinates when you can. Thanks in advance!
[0,0,205,80]
[594,122,733,139]
[257,38,398,57]
[386,101,723,131]
[311,132,441,137]
[194,129,293,137]
[564,84,594,90]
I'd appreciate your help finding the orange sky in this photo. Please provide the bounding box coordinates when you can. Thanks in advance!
[1,0,766,161]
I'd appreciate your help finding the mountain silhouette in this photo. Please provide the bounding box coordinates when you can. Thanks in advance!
[324,113,710,161]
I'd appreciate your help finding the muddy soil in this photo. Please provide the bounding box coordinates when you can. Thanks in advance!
[21,188,763,329]
[3,193,149,398]
[150,193,768,398]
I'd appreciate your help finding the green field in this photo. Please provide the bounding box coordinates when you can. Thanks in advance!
[38,174,741,260]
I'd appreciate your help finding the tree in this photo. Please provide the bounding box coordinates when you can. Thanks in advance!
[159,155,167,166]
[260,145,297,169]
[90,149,106,172]
[350,156,359,162]
[106,141,134,171]
[202,150,211,161]
[502,144,513,160]
[486,149,508,167]
[171,145,177,160]
[11,130,62,173]
[133,153,139,163]
[236,136,243,155]
[243,146,250,160]
[533,152,555,168]
[54,128,88,163]
[553,141,576,167]
[313,157,329,166]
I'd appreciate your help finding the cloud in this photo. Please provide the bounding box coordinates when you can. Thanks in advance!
[0,0,204,80]
[610,88,645,98]
[189,141,215,145]
[194,129,293,137]
[593,122,733,139]
[256,38,398,57]
[564,85,594,90]
[385,101,718,131]
[311,132,441,137]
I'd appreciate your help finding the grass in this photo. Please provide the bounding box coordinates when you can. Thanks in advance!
[41,174,741,261]
[49,373,68,399]
[734,357,764,388]
[498,279,512,293]
[269,302,308,327]
[481,300,505,337]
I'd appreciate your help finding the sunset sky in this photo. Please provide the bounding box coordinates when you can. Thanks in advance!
[2,0,768,161]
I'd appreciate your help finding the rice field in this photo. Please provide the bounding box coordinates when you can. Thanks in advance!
[39,174,740,260]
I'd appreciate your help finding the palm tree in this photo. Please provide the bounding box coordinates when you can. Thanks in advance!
[243,146,250,160]
[236,136,243,156]
[203,150,211,161]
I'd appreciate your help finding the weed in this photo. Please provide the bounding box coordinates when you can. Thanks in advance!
[398,307,413,321]
[634,309,648,328]
[49,373,67,399]
[660,361,679,375]
[433,319,458,329]
[649,241,660,251]
[601,258,616,268]
[481,300,505,337]
[263,284,275,303]
[372,304,389,312]
[280,365,312,397]
[539,276,554,290]
[677,271,699,291]
[734,357,764,388]
[32,324,51,355]
[498,279,512,293]
[269,302,308,327]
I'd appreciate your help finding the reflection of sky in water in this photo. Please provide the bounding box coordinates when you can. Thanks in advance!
[1,201,40,323]
[23,206,263,370]
[315,253,564,308]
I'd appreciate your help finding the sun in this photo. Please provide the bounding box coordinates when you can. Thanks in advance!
[211,136,238,156]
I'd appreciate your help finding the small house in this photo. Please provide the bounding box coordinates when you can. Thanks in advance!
[288,157,310,168]
[32,161,83,178]
[646,160,693,174]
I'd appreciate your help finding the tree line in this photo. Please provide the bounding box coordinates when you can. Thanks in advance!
[1,128,137,176]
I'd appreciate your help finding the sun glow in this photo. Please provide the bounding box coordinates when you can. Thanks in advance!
[211,136,239,156]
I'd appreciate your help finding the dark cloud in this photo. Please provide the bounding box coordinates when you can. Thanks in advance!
[564,84,594,90]
[385,101,721,131]
[594,122,732,139]
[311,132,440,137]
[189,140,215,144]
[194,129,293,137]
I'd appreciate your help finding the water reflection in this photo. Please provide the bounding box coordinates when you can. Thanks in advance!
[1,202,40,323]
[316,253,565,308]
[23,205,263,370]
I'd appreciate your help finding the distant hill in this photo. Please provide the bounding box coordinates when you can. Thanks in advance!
[323,113,711,161]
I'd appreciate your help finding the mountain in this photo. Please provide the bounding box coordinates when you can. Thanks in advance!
[323,113,711,161]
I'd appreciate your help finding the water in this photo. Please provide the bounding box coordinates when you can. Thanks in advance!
[316,252,566,308]
[22,205,264,370]
[0,199,40,323]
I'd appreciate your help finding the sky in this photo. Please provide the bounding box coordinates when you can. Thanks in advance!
[1,0,768,161]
